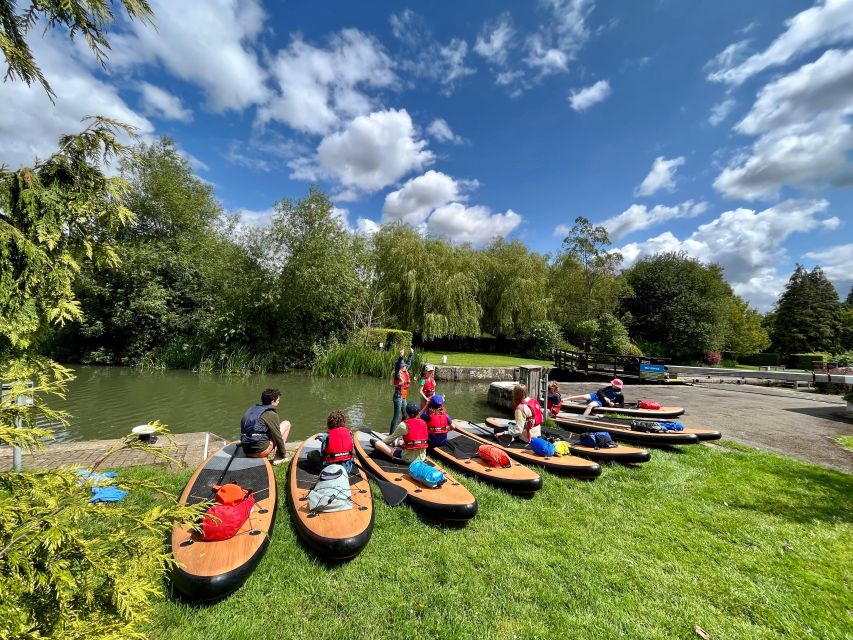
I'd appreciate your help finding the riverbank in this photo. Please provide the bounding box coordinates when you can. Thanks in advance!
[126,441,851,639]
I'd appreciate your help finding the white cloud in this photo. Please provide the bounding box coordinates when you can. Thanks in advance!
[715,49,853,200]
[474,13,515,65]
[236,207,275,227]
[709,98,736,126]
[110,0,268,111]
[803,242,853,295]
[139,82,192,122]
[568,79,611,111]
[635,156,686,197]
[524,0,595,75]
[707,0,853,85]
[428,203,522,245]
[426,118,463,144]
[601,200,709,240]
[0,30,153,169]
[356,218,381,235]
[382,171,465,225]
[390,10,475,94]
[305,109,433,193]
[616,199,835,309]
[257,29,395,135]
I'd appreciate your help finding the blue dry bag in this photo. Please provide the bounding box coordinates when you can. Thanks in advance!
[409,460,446,488]
[661,421,685,431]
[529,437,555,457]
[579,432,615,448]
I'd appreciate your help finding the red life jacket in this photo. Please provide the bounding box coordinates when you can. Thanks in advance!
[516,397,544,434]
[393,369,411,399]
[401,418,428,450]
[422,377,435,397]
[202,491,255,541]
[323,426,354,465]
[424,410,450,435]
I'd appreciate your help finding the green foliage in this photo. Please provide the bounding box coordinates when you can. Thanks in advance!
[311,340,423,378]
[590,312,631,354]
[632,338,667,358]
[723,296,770,355]
[1,117,134,350]
[477,238,549,337]
[834,352,853,367]
[840,306,853,351]
[737,353,782,367]
[520,319,562,360]
[373,223,481,339]
[771,265,843,354]
[621,252,733,360]
[788,353,831,370]
[354,328,413,352]
[0,0,153,99]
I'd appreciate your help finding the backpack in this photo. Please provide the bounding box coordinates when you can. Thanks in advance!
[637,400,661,410]
[579,432,616,448]
[202,488,255,541]
[409,460,446,488]
[307,464,353,513]
[477,444,511,468]
[630,420,665,433]
[529,437,555,457]
[553,441,571,456]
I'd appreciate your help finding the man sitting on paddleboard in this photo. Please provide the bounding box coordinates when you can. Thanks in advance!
[240,388,291,465]
[564,378,625,416]
[372,402,428,464]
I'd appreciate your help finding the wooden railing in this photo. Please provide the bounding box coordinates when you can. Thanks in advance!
[551,349,669,377]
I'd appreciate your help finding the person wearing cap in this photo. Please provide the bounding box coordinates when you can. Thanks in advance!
[419,363,437,411]
[565,378,625,415]
[389,347,415,433]
[420,394,453,448]
[372,401,428,464]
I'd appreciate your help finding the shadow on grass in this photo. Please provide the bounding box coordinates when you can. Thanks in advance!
[782,405,853,426]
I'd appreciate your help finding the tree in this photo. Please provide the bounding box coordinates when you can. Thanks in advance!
[723,296,771,355]
[549,216,624,336]
[771,265,842,354]
[1,0,153,99]
[846,285,853,307]
[621,252,732,360]
[477,238,549,338]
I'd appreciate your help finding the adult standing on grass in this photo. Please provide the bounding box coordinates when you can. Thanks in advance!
[240,388,291,465]
[389,347,414,433]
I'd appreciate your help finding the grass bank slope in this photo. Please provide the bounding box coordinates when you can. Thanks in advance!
[134,442,851,640]
[420,350,553,367]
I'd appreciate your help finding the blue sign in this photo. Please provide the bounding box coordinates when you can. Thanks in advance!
[640,363,666,380]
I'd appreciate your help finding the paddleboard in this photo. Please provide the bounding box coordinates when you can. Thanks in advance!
[561,401,685,419]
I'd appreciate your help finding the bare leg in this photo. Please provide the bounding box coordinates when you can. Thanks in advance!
[582,403,596,416]
[373,440,396,459]
[566,394,591,403]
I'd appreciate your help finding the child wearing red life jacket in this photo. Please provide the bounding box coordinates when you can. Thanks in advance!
[546,382,562,418]
[419,364,437,411]
[309,410,354,473]
[372,402,428,464]
[419,394,453,448]
[494,384,543,446]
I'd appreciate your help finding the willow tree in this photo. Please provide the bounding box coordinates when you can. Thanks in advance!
[478,238,549,337]
[373,223,481,339]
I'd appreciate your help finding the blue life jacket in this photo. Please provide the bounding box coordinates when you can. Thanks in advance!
[240,404,275,443]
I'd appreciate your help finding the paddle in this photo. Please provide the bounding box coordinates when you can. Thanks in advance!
[211,442,242,491]
[354,429,408,507]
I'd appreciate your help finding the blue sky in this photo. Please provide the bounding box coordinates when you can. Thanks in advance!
[2,0,852,309]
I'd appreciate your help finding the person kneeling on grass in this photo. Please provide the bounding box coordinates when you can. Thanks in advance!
[308,410,354,473]
[546,381,562,418]
[564,378,625,416]
[493,384,543,446]
[421,394,453,449]
[240,387,291,465]
[371,402,428,464]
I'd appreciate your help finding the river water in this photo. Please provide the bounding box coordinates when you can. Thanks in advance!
[51,366,496,442]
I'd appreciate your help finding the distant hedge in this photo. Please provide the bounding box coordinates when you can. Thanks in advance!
[738,353,781,367]
[355,328,413,352]
[788,352,831,370]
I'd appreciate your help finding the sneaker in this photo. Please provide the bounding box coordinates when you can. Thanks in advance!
[369,438,379,448]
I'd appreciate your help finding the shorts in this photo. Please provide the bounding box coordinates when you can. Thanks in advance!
[587,399,602,407]
[391,448,404,461]
[244,441,273,458]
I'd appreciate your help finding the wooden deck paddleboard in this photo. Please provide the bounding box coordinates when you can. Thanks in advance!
[170,443,276,601]
[354,431,477,523]
[568,414,722,441]
[287,435,373,560]
[428,425,543,495]
[459,420,601,479]
[538,422,652,464]
[554,413,701,446]
[561,401,685,419]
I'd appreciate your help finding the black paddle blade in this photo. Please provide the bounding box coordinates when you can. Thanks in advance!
[356,462,407,507]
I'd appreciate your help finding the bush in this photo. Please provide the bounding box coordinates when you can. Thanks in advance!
[738,353,781,367]
[633,339,667,358]
[622,342,644,357]
[592,313,631,354]
[705,351,723,365]
[312,340,423,378]
[834,351,853,367]
[354,328,413,352]
[521,320,563,360]
[788,352,831,370]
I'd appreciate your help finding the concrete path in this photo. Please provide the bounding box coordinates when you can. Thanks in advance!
[557,382,853,473]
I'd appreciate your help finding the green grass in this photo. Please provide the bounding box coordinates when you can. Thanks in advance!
[118,441,853,640]
[312,344,424,378]
[834,435,853,452]
[419,350,553,367]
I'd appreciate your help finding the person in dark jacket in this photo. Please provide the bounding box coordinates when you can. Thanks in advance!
[564,378,625,415]
[240,388,291,465]
[389,347,414,433]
